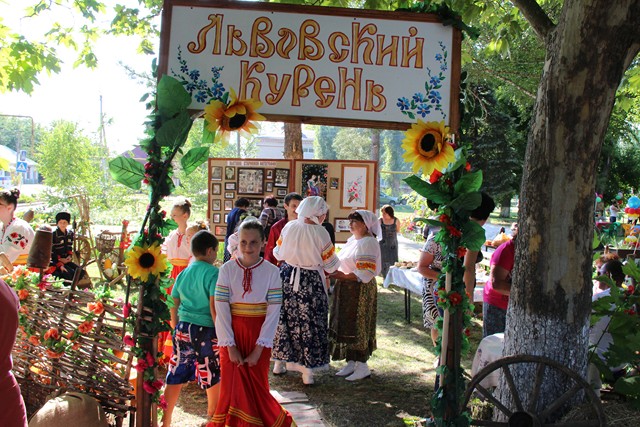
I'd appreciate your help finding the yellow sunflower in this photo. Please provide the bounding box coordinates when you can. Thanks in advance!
[402,120,455,177]
[124,243,167,282]
[204,88,266,145]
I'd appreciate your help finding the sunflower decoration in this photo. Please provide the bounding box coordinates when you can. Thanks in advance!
[203,88,266,145]
[124,243,168,282]
[402,120,455,177]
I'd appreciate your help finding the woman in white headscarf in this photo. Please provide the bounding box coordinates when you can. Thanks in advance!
[272,196,340,385]
[329,210,382,381]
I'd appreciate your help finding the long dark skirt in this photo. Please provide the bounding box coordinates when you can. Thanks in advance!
[272,263,330,369]
[329,278,377,363]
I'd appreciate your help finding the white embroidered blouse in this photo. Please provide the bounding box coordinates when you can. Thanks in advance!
[1,217,35,263]
[337,235,382,283]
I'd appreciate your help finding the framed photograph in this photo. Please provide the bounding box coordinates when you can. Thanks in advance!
[249,198,263,210]
[214,226,227,236]
[266,169,274,179]
[301,163,328,199]
[335,218,350,232]
[212,199,221,211]
[238,168,264,195]
[211,183,221,195]
[266,182,273,192]
[277,188,287,197]
[224,200,233,211]
[330,177,339,190]
[224,214,228,223]
[225,192,234,199]
[211,166,222,180]
[274,168,289,188]
[225,166,235,180]
[213,213,221,223]
[225,182,236,190]
[341,165,368,209]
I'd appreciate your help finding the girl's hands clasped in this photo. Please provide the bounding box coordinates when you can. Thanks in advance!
[228,346,244,365]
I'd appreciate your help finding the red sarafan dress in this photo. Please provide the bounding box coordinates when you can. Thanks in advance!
[0,280,28,427]
[210,259,295,427]
[159,229,190,358]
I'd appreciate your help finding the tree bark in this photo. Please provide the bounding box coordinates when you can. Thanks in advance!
[499,196,511,218]
[370,129,380,162]
[283,122,303,160]
[498,0,640,418]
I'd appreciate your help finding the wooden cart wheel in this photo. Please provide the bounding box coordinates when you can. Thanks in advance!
[463,354,607,426]
[98,251,122,283]
[73,236,94,266]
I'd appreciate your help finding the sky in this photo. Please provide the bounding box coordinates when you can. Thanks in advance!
[0,2,159,155]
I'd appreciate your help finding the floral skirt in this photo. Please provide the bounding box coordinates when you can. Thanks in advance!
[328,278,377,362]
[272,263,329,369]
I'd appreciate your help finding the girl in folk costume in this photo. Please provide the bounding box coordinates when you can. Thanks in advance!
[329,210,382,381]
[211,220,295,427]
[160,197,192,358]
[0,188,34,268]
[272,196,341,385]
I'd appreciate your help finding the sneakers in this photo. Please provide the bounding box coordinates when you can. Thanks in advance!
[272,361,287,375]
[335,360,356,377]
[345,362,370,381]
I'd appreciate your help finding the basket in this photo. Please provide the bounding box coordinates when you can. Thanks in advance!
[95,232,117,253]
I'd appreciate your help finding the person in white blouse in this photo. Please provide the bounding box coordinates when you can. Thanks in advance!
[329,210,382,381]
[0,188,34,268]
[272,196,341,385]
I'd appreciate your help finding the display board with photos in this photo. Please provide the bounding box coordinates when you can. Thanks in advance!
[208,158,294,239]
[293,159,377,244]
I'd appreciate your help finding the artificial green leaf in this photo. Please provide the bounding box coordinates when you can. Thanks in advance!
[159,219,178,236]
[443,148,467,174]
[404,175,450,204]
[454,170,483,194]
[157,75,192,118]
[460,221,486,251]
[202,120,216,144]
[181,146,210,175]
[622,259,640,282]
[614,376,640,396]
[108,156,145,190]
[156,111,192,148]
[450,191,481,212]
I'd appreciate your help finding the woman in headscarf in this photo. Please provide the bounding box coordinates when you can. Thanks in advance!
[329,210,382,381]
[272,196,340,385]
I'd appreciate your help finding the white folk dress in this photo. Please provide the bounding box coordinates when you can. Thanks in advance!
[1,217,35,265]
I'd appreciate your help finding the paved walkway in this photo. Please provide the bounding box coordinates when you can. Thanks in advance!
[271,390,328,426]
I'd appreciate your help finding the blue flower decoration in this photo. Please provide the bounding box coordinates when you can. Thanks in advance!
[416,103,431,117]
[435,53,443,61]
[185,82,196,94]
[180,64,188,73]
[412,93,425,103]
[212,82,225,99]
[430,76,441,87]
[195,91,207,103]
[428,90,442,104]
[397,97,410,111]
[189,70,200,81]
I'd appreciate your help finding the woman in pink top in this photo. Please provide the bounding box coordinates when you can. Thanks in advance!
[482,224,517,337]
[0,279,28,427]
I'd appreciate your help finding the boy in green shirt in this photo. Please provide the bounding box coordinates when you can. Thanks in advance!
[162,230,220,427]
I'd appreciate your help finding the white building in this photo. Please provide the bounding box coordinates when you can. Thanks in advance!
[0,145,39,186]
[255,124,315,159]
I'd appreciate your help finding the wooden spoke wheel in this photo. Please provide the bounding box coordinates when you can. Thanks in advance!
[73,236,94,266]
[98,251,122,283]
[463,355,606,427]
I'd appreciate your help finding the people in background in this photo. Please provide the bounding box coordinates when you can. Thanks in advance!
[212,220,295,427]
[378,205,398,278]
[463,193,496,297]
[272,196,340,385]
[329,210,382,381]
[417,226,443,347]
[609,202,619,223]
[0,188,34,267]
[264,193,303,265]
[162,230,220,427]
[258,195,284,244]
[224,198,250,262]
[50,212,81,282]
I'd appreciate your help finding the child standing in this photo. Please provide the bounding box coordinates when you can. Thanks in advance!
[162,230,221,427]
[210,220,295,427]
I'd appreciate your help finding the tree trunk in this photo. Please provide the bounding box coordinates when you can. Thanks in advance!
[371,129,380,162]
[499,0,640,418]
[499,196,511,218]
[283,122,303,160]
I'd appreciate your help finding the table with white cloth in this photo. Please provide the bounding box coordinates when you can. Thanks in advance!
[470,333,505,389]
[382,266,484,323]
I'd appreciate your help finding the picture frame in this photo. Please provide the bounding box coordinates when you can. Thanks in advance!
[211,166,222,180]
[224,200,233,211]
[341,164,368,209]
[224,214,229,223]
[213,213,221,223]
[266,169,274,179]
[214,226,227,236]
[330,177,339,190]
[237,168,264,195]
[265,182,273,192]
[277,188,287,197]
[225,182,236,190]
[225,192,234,199]
[301,163,328,199]
[274,168,289,188]
[335,218,350,232]
[249,198,263,210]
[212,199,221,211]
[211,183,221,195]
[225,166,235,180]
